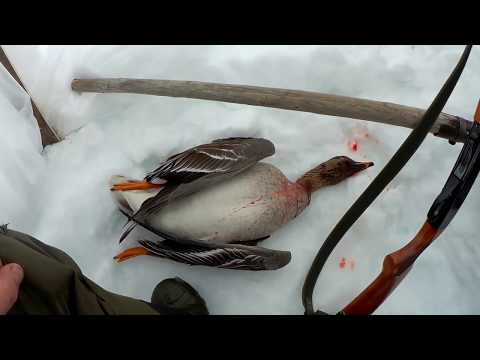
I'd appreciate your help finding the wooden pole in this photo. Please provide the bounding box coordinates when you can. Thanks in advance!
[72,78,471,144]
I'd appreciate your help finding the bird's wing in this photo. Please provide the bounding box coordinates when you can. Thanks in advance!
[138,239,291,271]
[137,137,275,217]
[145,137,275,184]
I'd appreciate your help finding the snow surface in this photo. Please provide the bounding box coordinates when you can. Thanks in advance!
[1,45,480,314]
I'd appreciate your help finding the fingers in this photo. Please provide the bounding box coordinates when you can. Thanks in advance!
[0,259,24,314]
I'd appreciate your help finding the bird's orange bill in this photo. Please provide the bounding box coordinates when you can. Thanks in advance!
[114,247,151,262]
[110,180,164,192]
[475,99,480,124]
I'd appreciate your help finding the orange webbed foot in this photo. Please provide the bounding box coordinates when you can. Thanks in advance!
[114,247,151,263]
[110,180,164,192]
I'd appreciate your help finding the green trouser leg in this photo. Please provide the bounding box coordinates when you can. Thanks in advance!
[0,226,160,315]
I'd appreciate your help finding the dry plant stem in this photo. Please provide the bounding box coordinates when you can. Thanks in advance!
[0,46,60,147]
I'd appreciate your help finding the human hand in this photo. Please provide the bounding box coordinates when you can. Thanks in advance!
[0,258,23,314]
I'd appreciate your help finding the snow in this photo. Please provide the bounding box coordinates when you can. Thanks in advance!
[0,65,45,232]
[1,45,480,314]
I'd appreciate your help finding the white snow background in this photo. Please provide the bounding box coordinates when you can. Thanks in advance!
[1,45,480,314]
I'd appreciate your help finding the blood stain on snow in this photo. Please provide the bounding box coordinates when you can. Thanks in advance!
[348,140,358,152]
[339,257,356,271]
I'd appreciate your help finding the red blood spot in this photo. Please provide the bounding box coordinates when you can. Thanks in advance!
[339,257,347,269]
[349,140,358,152]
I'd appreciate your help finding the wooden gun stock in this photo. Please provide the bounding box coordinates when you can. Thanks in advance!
[475,100,480,124]
[341,222,439,315]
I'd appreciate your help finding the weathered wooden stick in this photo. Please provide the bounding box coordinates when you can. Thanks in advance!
[71,78,471,144]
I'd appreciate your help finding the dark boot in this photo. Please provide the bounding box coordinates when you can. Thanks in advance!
[150,277,209,315]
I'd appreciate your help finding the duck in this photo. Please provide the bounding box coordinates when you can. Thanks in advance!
[110,137,373,271]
